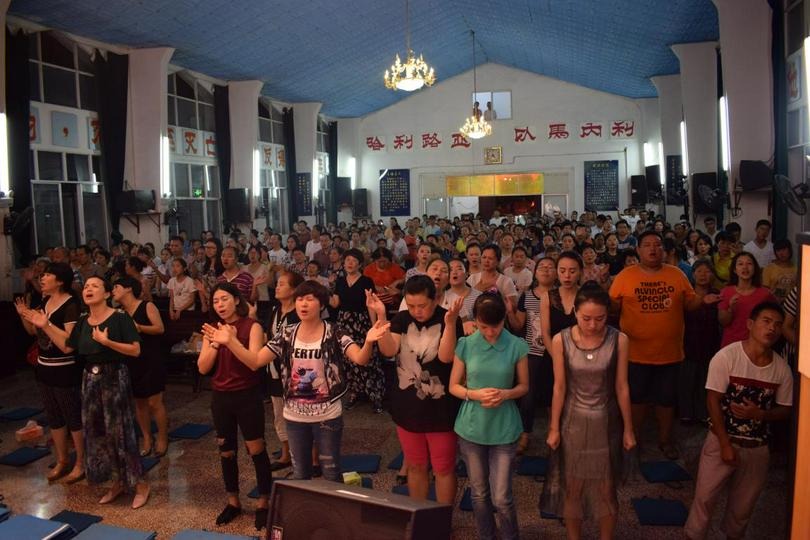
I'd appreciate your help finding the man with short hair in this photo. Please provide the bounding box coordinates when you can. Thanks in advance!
[305,225,322,260]
[685,302,792,540]
[388,227,409,264]
[703,216,718,238]
[743,219,775,269]
[610,231,720,459]
[615,220,637,250]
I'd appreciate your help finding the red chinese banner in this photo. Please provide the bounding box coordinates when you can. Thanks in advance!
[514,126,537,143]
[365,136,386,151]
[450,132,470,149]
[421,132,442,149]
[579,122,603,140]
[547,123,569,141]
[609,120,635,139]
[392,134,414,151]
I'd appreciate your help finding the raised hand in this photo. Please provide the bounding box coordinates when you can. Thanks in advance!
[247,301,258,321]
[202,322,237,345]
[253,274,269,286]
[445,296,464,324]
[14,297,28,316]
[463,320,478,336]
[91,325,110,346]
[365,289,386,317]
[365,320,391,343]
[23,309,49,329]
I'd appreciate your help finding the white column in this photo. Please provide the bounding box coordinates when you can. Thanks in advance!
[293,102,322,222]
[227,80,263,225]
[652,74,685,222]
[672,41,719,222]
[1,0,15,300]
[714,0,774,235]
[122,47,174,247]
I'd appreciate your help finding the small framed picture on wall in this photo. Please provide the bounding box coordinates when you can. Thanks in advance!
[484,145,502,165]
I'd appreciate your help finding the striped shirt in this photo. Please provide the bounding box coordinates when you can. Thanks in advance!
[217,270,255,300]
[517,289,545,356]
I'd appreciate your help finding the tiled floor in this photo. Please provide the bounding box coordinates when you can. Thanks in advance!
[0,370,789,539]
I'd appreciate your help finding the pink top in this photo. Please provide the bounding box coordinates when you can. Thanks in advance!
[718,286,777,348]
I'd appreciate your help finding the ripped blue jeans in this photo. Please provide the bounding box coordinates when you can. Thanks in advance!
[286,415,343,482]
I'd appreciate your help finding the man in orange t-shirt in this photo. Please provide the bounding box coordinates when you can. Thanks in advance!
[610,231,720,459]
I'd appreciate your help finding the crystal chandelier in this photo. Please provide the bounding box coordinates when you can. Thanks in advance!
[459,30,491,139]
[384,0,435,91]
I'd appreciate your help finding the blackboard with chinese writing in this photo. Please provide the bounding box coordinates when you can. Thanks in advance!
[665,155,685,205]
[295,173,313,216]
[379,169,410,216]
[584,160,619,211]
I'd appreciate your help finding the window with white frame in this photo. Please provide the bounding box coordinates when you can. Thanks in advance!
[258,100,289,233]
[472,90,512,120]
[167,72,221,239]
[28,31,108,252]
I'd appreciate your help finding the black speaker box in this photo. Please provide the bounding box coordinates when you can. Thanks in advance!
[692,172,718,214]
[352,188,369,217]
[630,175,647,206]
[739,160,772,191]
[335,177,352,206]
[268,479,452,540]
[645,165,662,201]
[116,190,155,213]
[226,188,251,223]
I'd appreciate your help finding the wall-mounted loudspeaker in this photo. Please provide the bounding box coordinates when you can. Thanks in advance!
[226,188,252,223]
[268,479,452,540]
[352,188,369,217]
[335,177,352,206]
[117,190,155,214]
[630,175,647,206]
[645,165,662,201]
[739,160,772,191]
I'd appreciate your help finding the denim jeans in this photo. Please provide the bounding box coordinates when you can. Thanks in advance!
[286,415,343,482]
[459,438,519,540]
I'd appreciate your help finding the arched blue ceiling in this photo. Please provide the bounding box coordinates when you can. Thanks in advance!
[9,0,718,117]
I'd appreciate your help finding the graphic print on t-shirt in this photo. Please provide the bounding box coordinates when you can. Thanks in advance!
[289,343,327,401]
[633,280,675,313]
[398,322,445,400]
[721,376,779,442]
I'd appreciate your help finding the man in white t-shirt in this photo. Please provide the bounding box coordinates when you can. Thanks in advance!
[742,219,775,269]
[685,302,792,540]
[305,225,323,260]
[388,227,409,264]
[502,246,533,293]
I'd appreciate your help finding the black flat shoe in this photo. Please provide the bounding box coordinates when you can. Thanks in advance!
[216,504,242,525]
[311,465,322,478]
[270,460,291,472]
[255,507,268,530]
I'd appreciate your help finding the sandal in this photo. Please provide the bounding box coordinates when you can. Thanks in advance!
[47,462,71,482]
[64,469,86,484]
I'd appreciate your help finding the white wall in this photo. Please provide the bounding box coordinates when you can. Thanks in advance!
[354,63,645,221]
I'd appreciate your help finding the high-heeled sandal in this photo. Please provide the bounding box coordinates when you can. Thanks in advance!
[64,470,86,484]
[47,462,71,482]
[131,485,150,509]
[99,485,125,504]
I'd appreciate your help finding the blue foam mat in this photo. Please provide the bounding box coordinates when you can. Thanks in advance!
[640,461,691,483]
[387,451,404,470]
[460,487,473,511]
[73,523,156,539]
[172,530,258,540]
[631,497,689,526]
[51,510,102,535]
[392,483,436,501]
[141,456,160,473]
[0,446,50,466]
[0,508,9,523]
[169,423,213,440]
[0,515,74,539]
[517,456,548,476]
[0,407,44,421]
[340,454,381,474]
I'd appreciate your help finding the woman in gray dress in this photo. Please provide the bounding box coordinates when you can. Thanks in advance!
[541,281,635,540]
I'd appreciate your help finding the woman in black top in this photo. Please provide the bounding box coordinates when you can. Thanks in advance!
[64,276,149,509]
[330,248,384,412]
[113,276,168,458]
[17,262,84,483]
[265,270,304,470]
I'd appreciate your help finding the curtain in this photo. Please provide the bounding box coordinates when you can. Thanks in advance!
[282,107,297,226]
[770,0,788,240]
[213,85,231,228]
[327,121,338,225]
[94,51,128,236]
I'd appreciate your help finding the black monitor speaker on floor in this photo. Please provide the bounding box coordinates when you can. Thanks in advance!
[335,177,352,207]
[117,190,155,213]
[226,188,252,223]
[739,160,772,191]
[630,175,648,206]
[352,188,369,217]
[268,479,452,540]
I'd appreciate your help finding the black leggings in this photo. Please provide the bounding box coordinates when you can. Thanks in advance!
[38,382,82,432]
[211,386,271,495]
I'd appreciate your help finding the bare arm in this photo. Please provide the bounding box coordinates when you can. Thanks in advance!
[224,323,265,369]
[438,318,458,364]
[22,309,75,354]
[547,334,566,446]
[138,302,165,335]
[95,329,140,357]
[707,390,732,449]
[197,337,219,374]
[540,292,553,355]
[503,356,529,400]
[784,311,797,346]
[614,333,634,437]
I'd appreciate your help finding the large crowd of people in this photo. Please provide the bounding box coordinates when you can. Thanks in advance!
[13,206,799,539]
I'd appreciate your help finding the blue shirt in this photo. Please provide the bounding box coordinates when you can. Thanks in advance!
[454,329,528,445]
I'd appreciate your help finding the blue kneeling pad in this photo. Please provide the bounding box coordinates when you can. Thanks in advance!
[73,523,156,540]
[340,454,381,474]
[392,483,437,501]
[631,497,689,526]
[168,423,213,440]
[0,515,74,539]
[0,446,50,466]
[517,456,548,476]
[51,510,102,535]
[0,407,44,421]
[640,461,691,483]
[172,530,258,540]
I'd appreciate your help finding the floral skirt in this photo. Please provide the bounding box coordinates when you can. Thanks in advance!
[82,364,143,488]
[338,310,385,407]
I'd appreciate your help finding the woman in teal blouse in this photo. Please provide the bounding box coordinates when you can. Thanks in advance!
[449,293,528,540]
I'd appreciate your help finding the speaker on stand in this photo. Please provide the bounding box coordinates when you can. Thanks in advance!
[630,175,648,207]
[352,188,369,218]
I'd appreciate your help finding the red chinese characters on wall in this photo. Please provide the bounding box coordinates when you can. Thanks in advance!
[609,120,635,139]
[514,126,536,143]
[450,132,470,149]
[421,132,442,149]
[366,136,385,151]
[547,123,569,140]
[579,122,603,139]
[393,134,413,150]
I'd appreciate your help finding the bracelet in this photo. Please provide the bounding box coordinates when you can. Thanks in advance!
[464,388,469,401]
